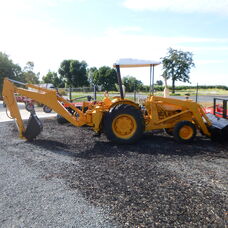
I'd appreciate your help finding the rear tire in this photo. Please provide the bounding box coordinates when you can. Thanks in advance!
[173,121,196,143]
[43,105,52,113]
[103,104,145,144]
[56,114,68,124]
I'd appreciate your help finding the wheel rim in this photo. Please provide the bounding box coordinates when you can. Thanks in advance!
[26,103,34,112]
[112,114,137,139]
[179,125,194,140]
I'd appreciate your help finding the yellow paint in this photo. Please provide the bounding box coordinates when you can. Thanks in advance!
[112,114,137,139]
[143,95,211,137]
[2,78,213,142]
[92,107,103,132]
[109,99,139,110]
[179,125,194,140]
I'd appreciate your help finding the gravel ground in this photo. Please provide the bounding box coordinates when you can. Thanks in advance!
[0,117,227,227]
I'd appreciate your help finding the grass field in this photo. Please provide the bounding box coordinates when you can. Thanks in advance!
[68,88,227,108]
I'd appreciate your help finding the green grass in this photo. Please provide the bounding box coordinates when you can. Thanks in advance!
[197,88,228,95]
[67,89,227,105]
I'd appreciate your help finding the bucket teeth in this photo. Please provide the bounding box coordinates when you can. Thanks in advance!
[206,113,228,141]
[23,113,43,141]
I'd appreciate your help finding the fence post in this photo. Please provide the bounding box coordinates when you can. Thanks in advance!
[69,87,72,101]
[195,83,199,103]
[94,85,97,101]
[223,100,227,118]
[213,98,216,115]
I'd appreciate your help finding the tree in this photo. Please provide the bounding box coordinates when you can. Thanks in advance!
[87,67,98,86]
[22,61,39,84]
[92,66,118,91]
[23,61,34,72]
[0,52,22,95]
[162,48,195,93]
[42,71,64,88]
[58,60,88,87]
[123,76,143,92]
[156,80,163,86]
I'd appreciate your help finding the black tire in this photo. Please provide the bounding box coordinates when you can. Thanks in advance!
[56,114,68,124]
[164,128,173,136]
[103,104,145,144]
[43,105,52,113]
[173,121,196,143]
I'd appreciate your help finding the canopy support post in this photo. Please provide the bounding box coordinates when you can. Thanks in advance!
[116,65,124,99]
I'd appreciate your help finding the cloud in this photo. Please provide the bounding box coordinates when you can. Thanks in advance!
[197,59,227,64]
[0,3,227,86]
[105,26,143,36]
[123,0,228,14]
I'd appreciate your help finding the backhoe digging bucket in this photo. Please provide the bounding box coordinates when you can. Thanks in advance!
[206,113,228,141]
[23,113,43,141]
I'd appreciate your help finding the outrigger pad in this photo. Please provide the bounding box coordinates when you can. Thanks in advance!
[23,113,43,141]
[206,113,228,141]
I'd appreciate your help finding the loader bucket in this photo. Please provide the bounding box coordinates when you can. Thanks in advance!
[23,113,43,141]
[206,113,228,141]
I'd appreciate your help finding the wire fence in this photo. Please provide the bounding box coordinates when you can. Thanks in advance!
[57,86,228,107]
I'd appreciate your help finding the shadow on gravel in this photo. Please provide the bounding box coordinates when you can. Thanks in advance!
[75,133,227,160]
[29,131,227,161]
[29,139,79,158]
[29,139,69,150]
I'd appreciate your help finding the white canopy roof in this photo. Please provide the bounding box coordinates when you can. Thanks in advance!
[113,58,161,68]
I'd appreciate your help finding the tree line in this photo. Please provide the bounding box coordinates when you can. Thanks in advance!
[0,52,40,95]
[0,48,196,95]
[0,53,146,93]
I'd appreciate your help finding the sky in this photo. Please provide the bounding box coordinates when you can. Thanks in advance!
[0,0,228,86]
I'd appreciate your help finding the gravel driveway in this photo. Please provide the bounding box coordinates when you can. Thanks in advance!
[0,118,227,227]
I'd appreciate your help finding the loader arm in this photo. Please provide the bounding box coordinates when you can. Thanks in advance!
[145,96,212,136]
[2,78,88,139]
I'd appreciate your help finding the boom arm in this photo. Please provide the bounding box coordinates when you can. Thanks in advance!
[144,96,212,137]
[2,78,88,139]
[2,79,25,138]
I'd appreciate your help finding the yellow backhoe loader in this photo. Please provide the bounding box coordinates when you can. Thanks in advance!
[2,59,228,143]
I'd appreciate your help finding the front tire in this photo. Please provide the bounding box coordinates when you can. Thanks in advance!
[103,104,145,144]
[173,121,196,143]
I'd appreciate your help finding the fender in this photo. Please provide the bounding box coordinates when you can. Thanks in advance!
[109,98,140,111]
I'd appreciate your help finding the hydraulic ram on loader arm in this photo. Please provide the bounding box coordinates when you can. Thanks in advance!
[2,78,90,140]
